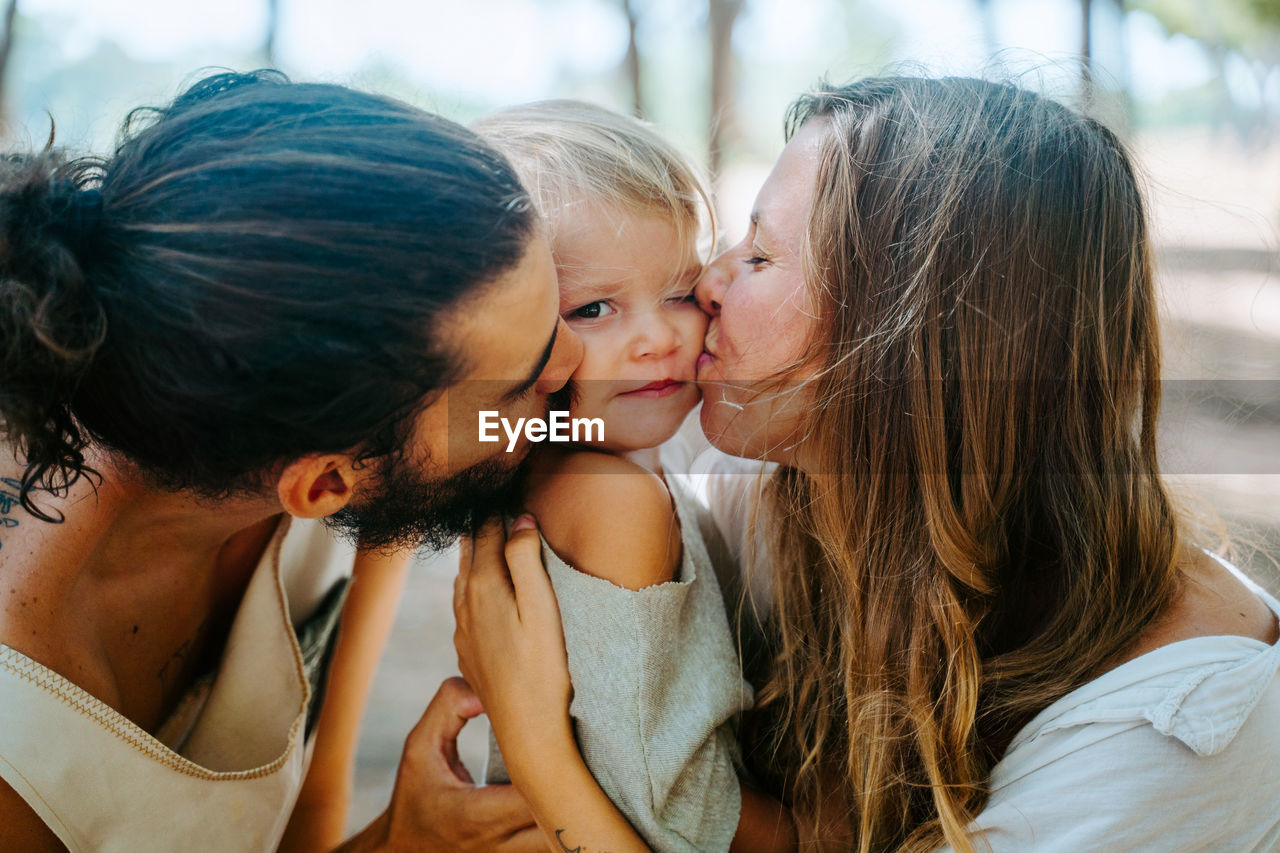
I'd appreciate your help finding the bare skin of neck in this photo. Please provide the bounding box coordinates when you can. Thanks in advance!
[1118,547,1280,667]
[0,450,282,733]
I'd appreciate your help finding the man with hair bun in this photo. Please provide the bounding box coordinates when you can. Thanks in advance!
[0,70,580,852]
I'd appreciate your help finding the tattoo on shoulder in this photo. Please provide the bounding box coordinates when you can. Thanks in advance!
[0,478,22,551]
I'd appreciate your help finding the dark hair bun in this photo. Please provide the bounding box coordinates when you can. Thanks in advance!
[0,152,108,520]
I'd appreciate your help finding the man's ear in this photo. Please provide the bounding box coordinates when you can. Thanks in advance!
[276,454,358,519]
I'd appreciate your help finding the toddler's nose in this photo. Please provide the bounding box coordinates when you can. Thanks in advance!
[633,314,680,360]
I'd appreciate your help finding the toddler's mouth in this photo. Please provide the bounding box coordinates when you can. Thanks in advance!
[619,379,685,399]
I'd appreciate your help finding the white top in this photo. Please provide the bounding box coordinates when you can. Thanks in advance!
[942,557,1280,853]
[0,517,355,853]
[683,435,1280,853]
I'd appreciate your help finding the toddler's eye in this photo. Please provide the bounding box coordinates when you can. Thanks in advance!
[666,289,698,305]
[569,300,614,320]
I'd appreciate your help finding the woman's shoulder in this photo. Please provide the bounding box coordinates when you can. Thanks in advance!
[969,560,1280,850]
[1006,553,1280,759]
[968,604,1280,850]
[1117,549,1279,665]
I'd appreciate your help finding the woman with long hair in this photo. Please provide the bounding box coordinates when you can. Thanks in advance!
[455,76,1280,852]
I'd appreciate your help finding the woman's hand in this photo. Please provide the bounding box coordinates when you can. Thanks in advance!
[453,514,574,770]
[453,514,652,853]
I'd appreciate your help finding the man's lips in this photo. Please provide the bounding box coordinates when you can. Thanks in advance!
[618,379,686,398]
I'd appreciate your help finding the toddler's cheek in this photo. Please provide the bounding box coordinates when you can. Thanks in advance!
[565,384,610,426]
[672,381,702,423]
[683,309,711,348]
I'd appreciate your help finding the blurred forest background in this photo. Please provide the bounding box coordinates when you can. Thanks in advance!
[3,0,1277,831]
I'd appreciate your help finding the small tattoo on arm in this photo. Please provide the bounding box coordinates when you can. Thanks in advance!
[554,829,612,853]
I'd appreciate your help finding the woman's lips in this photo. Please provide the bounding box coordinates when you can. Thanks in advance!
[696,351,716,374]
[619,379,685,399]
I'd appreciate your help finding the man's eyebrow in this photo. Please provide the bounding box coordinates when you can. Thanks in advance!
[501,323,558,402]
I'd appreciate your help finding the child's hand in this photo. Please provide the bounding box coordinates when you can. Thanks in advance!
[453,515,574,774]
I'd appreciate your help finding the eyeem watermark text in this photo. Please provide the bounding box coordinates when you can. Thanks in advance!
[479,410,604,452]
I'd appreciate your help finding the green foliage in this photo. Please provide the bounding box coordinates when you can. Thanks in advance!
[1128,0,1280,55]
[1246,0,1280,29]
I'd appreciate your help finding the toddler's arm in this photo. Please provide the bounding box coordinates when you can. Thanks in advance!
[500,447,788,852]
[523,448,682,590]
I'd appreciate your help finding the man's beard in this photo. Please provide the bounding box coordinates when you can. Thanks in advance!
[324,452,528,552]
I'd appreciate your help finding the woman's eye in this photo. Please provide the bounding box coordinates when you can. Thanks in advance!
[743,256,770,268]
[569,300,614,320]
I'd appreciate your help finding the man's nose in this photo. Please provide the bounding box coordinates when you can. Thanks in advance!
[535,318,584,394]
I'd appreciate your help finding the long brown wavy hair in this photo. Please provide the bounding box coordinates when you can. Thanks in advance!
[743,77,1186,851]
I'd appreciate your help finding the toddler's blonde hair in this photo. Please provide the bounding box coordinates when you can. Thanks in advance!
[473,100,714,265]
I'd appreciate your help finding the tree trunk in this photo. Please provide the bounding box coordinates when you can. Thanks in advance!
[621,0,643,117]
[0,0,18,137]
[974,0,998,59]
[1080,0,1094,108]
[264,0,279,68]
[1108,0,1133,135]
[1250,60,1272,145]
[708,0,744,182]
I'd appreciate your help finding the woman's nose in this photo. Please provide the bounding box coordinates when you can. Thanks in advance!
[696,253,730,316]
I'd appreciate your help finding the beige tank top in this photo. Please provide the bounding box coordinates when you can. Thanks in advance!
[0,516,354,852]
